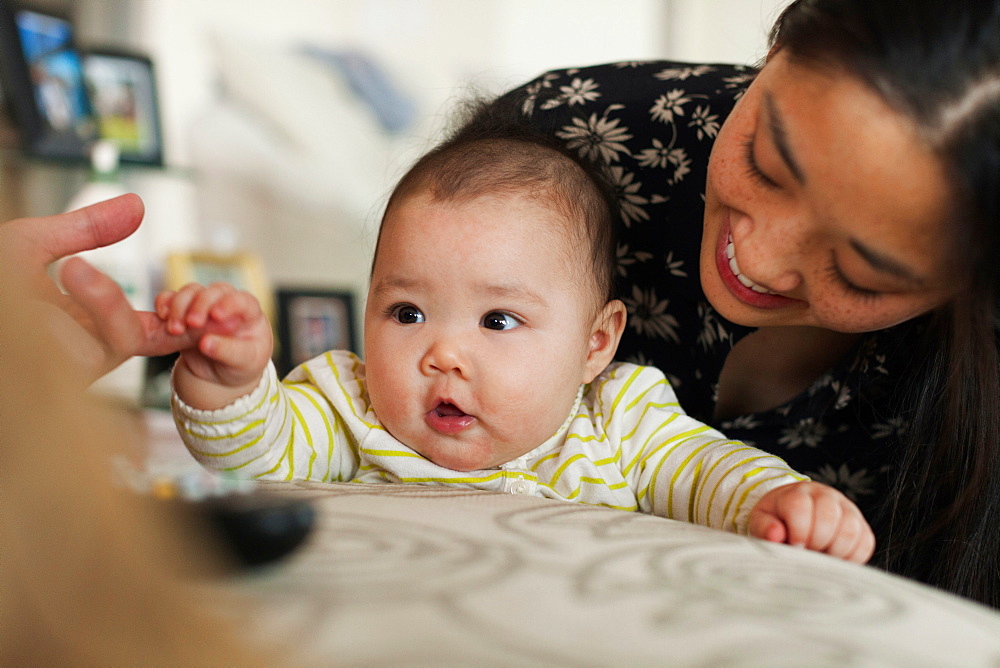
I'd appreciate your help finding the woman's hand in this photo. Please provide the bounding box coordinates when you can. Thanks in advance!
[749,480,876,564]
[0,194,197,383]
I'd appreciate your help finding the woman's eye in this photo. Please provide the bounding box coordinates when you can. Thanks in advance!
[481,311,521,331]
[742,135,780,190]
[825,260,882,303]
[390,304,425,324]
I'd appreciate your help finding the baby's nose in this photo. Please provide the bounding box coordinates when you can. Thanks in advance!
[419,332,469,377]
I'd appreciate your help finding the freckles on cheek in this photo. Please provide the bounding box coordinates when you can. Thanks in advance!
[809,291,867,328]
[812,298,912,333]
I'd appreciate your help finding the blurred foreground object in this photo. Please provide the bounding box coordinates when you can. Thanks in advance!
[0,238,267,664]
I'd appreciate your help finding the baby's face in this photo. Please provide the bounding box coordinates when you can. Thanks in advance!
[364,191,609,471]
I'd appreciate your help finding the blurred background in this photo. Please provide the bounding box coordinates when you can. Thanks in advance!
[0,0,789,396]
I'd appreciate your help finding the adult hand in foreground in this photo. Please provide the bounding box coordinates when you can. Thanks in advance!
[0,193,195,383]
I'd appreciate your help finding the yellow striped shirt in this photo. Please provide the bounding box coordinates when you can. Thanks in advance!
[171,352,805,534]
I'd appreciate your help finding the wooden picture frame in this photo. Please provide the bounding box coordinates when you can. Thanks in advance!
[276,288,356,376]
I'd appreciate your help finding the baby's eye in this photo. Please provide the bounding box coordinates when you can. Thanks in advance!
[390,304,425,324]
[481,311,521,331]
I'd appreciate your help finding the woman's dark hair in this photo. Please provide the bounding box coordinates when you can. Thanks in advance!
[772,0,1000,606]
[378,94,620,308]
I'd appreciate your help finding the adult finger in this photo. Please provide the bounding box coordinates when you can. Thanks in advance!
[31,298,111,386]
[1,193,144,271]
[63,257,204,365]
[59,256,147,372]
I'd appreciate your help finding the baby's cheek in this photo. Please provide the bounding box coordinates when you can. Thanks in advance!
[517,383,580,440]
[365,370,397,421]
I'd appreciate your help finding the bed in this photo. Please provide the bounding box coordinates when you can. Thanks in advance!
[142,413,1000,665]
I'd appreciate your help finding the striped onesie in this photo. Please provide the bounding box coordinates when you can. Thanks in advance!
[171,351,805,535]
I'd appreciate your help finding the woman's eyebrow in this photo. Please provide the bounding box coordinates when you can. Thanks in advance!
[764,92,806,184]
[849,239,925,285]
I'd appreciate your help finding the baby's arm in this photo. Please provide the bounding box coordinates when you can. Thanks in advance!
[155,282,273,410]
[748,481,875,564]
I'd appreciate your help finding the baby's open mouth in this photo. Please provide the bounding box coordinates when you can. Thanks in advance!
[425,401,475,434]
[435,402,467,417]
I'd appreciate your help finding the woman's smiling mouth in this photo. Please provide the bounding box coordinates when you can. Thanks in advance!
[425,401,476,434]
[716,217,801,310]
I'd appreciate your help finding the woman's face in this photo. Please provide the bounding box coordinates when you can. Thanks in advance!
[701,50,958,333]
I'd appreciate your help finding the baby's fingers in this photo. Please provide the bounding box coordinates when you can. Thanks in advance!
[207,289,266,333]
[748,514,788,544]
[162,283,203,334]
[197,290,272,374]
[154,290,176,320]
[848,529,876,564]
[798,484,875,563]
[755,482,876,564]
[802,492,844,552]
[772,484,816,548]
[824,503,875,564]
[197,330,270,376]
[185,282,237,328]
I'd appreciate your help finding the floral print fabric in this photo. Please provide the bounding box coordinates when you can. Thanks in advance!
[509,61,921,525]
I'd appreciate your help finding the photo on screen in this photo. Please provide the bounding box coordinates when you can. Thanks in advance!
[0,5,97,159]
[82,49,163,165]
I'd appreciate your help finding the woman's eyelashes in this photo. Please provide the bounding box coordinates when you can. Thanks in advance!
[824,257,882,302]
[742,135,780,190]
[386,304,523,330]
[740,134,883,303]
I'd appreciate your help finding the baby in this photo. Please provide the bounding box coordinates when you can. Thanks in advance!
[161,98,874,563]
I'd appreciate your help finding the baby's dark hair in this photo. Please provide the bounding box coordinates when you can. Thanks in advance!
[378,93,620,308]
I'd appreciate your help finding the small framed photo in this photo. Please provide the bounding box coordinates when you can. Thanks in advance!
[276,288,356,376]
[81,48,163,165]
[164,251,274,320]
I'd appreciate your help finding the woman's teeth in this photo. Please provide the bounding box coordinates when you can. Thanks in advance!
[726,235,776,294]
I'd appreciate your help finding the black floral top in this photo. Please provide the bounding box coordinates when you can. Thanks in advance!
[510,61,922,525]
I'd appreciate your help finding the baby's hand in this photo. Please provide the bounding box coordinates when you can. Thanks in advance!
[155,282,273,401]
[748,481,875,564]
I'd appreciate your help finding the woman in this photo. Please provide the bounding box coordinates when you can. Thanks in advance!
[506,0,999,606]
[6,0,997,606]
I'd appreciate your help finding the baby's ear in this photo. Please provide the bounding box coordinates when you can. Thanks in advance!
[582,299,626,383]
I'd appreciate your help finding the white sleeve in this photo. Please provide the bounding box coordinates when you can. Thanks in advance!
[171,359,361,482]
[603,363,806,534]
